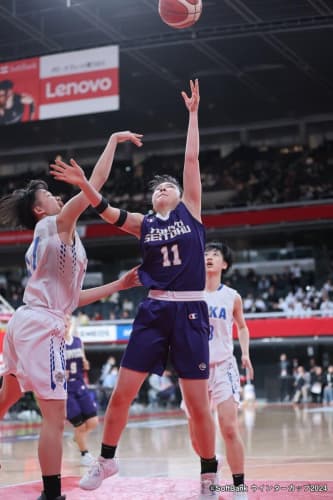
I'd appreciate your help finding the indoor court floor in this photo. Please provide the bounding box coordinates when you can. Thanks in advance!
[1,403,333,499]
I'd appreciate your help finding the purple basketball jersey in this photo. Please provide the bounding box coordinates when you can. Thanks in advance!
[66,336,85,391]
[138,202,206,291]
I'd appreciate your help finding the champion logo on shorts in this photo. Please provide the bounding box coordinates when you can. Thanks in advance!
[188,313,198,320]
[198,363,207,371]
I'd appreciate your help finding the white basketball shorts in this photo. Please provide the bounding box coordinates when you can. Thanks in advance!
[181,356,240,414]
[0,305,67,400]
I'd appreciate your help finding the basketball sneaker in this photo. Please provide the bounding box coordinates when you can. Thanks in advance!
[200,472,218,498]
[37,494,66,500]
[79,456,118,490]
[216,454,222,484]
[80,452,95,466]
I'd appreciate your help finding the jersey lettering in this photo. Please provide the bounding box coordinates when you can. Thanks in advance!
[209,305,226,319]
[144,220,191,243]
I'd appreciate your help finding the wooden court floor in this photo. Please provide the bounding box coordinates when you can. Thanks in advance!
[1,403,333,492]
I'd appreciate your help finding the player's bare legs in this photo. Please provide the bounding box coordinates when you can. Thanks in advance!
[37,399,66,475]
[80,367,147,490]
[0,374,23,419]
[179,378,215,457]
[102,367,147,444]
[74,416,98,454]
[187,416,200,455]
[217,396,245,474]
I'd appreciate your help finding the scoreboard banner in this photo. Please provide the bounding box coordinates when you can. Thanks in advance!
[0,45,119,124]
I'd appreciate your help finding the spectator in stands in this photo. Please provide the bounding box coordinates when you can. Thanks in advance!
[98,356,118,410]
[122,297,134,317]
[99,357,117,385]
[323,365,333,406]
[289,263,302,290]
[243,293,254,313]
[148,370,176,408]
[310,366,325,403]
[292,366,309,404]
[99,366,119,411]
[279,353,291,402]
[320,292,333,314]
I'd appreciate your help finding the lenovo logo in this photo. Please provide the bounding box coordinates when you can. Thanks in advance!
[45,77,112,98]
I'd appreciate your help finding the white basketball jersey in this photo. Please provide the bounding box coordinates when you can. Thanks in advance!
[205,284,238,364]
[23,215,87,314]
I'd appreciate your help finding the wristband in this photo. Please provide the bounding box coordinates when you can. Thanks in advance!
[94,196,109,214]
[114,209,128,227]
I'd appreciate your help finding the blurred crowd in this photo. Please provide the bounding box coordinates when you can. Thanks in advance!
[1,263,333,320]
[279,353,333,405]
[0,142,332,217]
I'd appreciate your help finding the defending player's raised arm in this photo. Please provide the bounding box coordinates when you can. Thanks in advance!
[50,159,144,238]
[52,131,143,230]
[233,293,254,380]
[181,79,202,222]
[78,266,142,307]
[88,131,143,191]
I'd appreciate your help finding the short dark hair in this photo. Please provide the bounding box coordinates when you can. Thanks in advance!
[0,80,14,91]
[205,241,233,271]
[149,174,183,194]
[0,179,49,230]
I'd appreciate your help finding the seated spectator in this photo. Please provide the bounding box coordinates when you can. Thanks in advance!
[98,357,118,410]
[148,370,177,408]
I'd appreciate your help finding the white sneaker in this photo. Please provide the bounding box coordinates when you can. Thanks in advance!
[79,456,119,490]
[200,472,218,499]
[80,452,95,467]
[216,455,222,484]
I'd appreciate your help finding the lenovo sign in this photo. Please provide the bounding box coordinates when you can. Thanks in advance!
[45,77,112,99]
[0,45,119,124]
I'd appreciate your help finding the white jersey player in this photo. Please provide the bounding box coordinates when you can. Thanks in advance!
[0,131,143,500]
[185,241,254,500]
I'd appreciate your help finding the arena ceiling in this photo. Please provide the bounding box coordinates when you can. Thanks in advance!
[1,0,333,147]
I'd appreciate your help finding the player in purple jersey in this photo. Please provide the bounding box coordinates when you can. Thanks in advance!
[64,316,98,467]
[51,80,218,499]
[0,130,142,500]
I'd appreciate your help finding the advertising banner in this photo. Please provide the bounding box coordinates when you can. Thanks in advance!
[0,45,119,124]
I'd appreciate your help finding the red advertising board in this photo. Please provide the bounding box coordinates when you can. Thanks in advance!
[233,317,333,339]
[0,45,119,124]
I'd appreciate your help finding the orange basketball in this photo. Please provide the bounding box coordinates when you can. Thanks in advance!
[158,0,202,29]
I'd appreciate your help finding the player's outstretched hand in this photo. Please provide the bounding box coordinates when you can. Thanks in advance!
[181,79,200,113]
[119,266,142,290]
[50,158,86,187]
[112,131,143,147]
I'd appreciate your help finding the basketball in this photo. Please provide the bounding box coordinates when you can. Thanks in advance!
[158,0,202,29]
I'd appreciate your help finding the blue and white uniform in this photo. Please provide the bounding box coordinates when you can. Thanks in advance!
[206,284,241,407]
[1,215,87,399]
[122,202,210,379]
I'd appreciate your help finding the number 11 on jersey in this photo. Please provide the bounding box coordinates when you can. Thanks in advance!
[161,244,182,267]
